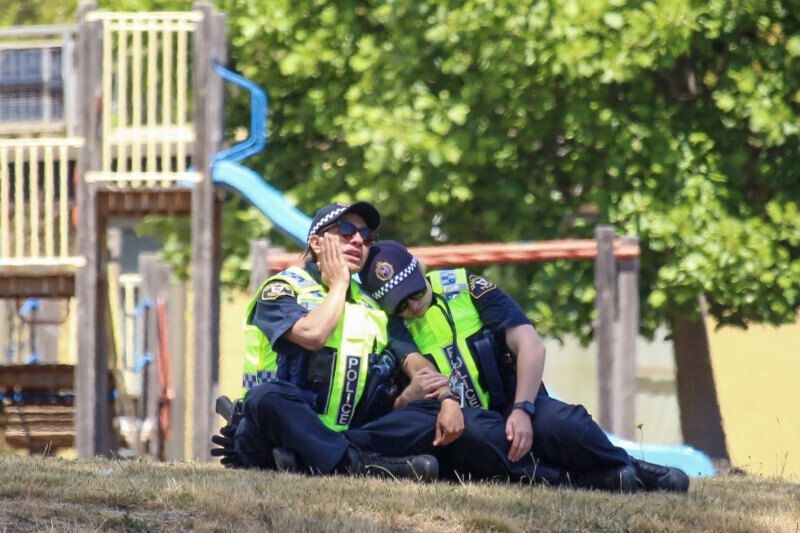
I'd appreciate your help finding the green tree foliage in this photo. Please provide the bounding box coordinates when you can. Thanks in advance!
[0,0,77,26]
[135,200,273,294]
[217,0,799,338]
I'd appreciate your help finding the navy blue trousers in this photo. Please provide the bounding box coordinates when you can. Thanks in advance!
[528,391,631,471]
[234,380,442,473]
[443,391,632,484]
[234,380,629,481]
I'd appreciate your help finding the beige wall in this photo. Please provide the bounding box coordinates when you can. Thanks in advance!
[709,316,800,477]
[542,327,682,446]
[544,315,800,478]
[219,291,250,401]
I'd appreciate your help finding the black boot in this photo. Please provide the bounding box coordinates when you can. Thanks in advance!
[632,459,690,492]
[568,464,637,493]
[272,447,299,472]
[362,452,439,482]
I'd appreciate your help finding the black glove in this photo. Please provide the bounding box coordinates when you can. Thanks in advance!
[210,396,244,468]
[210,426,242,468]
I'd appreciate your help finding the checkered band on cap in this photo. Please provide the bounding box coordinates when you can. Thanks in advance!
[307,206,348,243]
[371,257,419,301]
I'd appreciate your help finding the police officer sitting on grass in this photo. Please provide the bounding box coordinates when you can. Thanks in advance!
[360,240,690,493]
[211,202,464,479]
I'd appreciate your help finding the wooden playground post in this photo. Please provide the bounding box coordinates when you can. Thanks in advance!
[616,235,640,440]
[190,2,226,462]
[594,226,639,439]
[249,240,272,294]
[75,2,113,458]
[594,226,616,433]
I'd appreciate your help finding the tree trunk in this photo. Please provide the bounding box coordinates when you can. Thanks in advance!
[669,302,729,460]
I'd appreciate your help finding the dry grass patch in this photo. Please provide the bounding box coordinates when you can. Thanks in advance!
[0,454,799,531]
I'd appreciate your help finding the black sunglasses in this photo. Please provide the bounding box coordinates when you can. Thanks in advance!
[395,288,427,315]
[329,220,377,245]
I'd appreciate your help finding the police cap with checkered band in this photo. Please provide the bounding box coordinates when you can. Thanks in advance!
[362,240,427,315]
[307,201,381,245]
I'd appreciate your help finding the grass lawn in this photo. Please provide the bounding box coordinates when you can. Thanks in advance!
[1,454,798,532]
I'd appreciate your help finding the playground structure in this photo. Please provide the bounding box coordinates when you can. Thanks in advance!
[0,5,714,475]
[1,3,225,460]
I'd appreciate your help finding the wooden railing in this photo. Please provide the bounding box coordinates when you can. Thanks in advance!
[83,11,202,186]
[0,137,84,267]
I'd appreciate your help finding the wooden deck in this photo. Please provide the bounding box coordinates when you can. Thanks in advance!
[97,187,193,217]
[0,264,80,298]
[0,364,76,455]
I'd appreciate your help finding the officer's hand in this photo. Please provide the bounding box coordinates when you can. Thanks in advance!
[210,423,243,468]
[317,233,350,289]
[399,368,449,405]
[433,398,464,447]
[505,409,533,462]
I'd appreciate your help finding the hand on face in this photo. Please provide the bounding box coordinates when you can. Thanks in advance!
[313,214,372,284]
[317,232,351,289]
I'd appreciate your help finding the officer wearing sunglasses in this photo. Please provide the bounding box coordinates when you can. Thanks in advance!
[213,202,471,479]
[361,240,690,493]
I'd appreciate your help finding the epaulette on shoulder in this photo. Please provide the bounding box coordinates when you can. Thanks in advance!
[276,267,318,289]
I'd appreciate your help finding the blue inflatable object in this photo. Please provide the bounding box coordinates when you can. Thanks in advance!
[609,435,716,477]
[546,389,715,477]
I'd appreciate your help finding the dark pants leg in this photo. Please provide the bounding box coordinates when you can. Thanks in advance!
[344,399,440,456]
[234,381,350,474]
[436,407,565,485]
[531,393,631,471]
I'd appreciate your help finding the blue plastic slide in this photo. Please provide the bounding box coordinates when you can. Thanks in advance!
[212,160,311,246]
[209,62,312,247]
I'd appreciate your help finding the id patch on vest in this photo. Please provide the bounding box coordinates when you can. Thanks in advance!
[336,355,361,426]
[261,282,295,301]
[440,270,468,294]
[468,274,496,299]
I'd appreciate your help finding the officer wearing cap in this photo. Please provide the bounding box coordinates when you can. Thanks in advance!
[211,203,464,479]
[361,240,690,492]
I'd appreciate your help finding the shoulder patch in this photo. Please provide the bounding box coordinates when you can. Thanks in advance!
[468,274,496,299]
[261,282,296,301]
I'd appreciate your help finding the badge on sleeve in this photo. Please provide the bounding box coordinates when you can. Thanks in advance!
[261,282,295,301]
[468,274,496,299]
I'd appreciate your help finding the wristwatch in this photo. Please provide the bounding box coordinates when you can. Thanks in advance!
[512,400,536,416]
[438,389,461,406]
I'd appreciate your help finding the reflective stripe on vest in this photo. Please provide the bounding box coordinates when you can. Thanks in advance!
[241,266,388,431]
[405,269,490,409]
